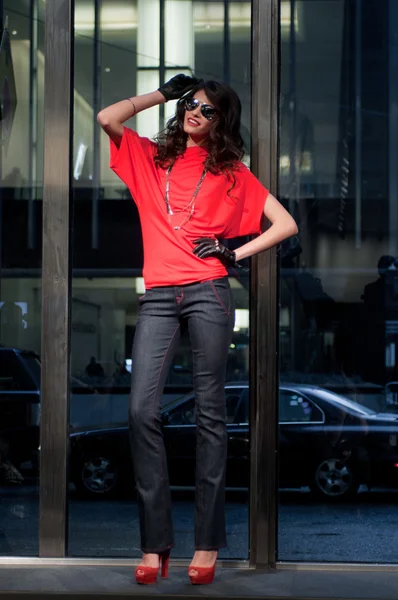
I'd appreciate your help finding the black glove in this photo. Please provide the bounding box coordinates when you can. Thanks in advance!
[193,238,237,267]
[158,74,203,102]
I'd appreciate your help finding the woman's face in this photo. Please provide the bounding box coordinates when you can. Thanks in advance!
[183,90,216,144]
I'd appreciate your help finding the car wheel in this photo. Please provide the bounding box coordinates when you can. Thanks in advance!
[313,457,358,500]
[74,453,121,497]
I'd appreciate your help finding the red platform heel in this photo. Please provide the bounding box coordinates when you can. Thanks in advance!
[188,552,218,585]
[135,550,170,585]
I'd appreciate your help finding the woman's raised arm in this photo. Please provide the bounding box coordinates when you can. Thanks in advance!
[97,74,202,146]
[97,91,165,146]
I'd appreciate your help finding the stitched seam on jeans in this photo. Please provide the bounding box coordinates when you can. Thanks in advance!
[210,281,230,315]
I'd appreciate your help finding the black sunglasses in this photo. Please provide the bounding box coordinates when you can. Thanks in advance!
[185,97,217,121]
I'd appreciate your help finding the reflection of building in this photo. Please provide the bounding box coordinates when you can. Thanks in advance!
[2,0,252,384]
[279,0,398,388]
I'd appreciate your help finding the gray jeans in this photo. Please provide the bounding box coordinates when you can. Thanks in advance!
[128,277,235,553]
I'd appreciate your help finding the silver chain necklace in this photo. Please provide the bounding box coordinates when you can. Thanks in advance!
[164,163,207,231]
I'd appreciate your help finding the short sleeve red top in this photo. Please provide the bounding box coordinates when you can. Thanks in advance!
[110,126,268,288]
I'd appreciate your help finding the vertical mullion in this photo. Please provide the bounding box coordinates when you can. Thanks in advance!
[223,0,230,84]
[92,0,101,250]
[250,0,280,569]
[159,0,165,127]
[389,0,398,255]
[39,0,73,557]
[28,0,38,250]
[0,1,4,309]
[354,0,362,249]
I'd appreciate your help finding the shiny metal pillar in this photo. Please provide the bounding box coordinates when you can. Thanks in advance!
[250,0,280,569]
[40,0,74,557]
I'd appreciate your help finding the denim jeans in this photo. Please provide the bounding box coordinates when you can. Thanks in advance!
[128,276,235,553]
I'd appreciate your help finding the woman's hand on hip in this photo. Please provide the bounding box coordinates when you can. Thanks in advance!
[193,238,237,267]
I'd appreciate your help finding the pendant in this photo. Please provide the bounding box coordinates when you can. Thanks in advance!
[174,226,180,230]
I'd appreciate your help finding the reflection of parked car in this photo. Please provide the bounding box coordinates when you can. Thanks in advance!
[79,363,194,405]
[0,346,41,468]
[69,383,398,500]
[385,381,398,407]
[0,346,96,470]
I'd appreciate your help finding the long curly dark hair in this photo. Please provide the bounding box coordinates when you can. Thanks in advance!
[154,80,245,181]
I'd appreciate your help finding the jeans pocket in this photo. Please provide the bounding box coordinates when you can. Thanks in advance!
[209,279,231,316]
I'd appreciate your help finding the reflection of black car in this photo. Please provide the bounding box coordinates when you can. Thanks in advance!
[0,347,41,468]
[69,384,398,500]
[0,346,96,470]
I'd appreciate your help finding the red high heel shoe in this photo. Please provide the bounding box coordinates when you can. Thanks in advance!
[188,552,218,585]
[135,550,170,585]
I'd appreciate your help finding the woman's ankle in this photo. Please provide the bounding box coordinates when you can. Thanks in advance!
[139,553,160,567]
[190,550,218,567]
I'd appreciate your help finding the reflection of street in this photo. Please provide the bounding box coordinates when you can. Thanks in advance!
[0,484,248,558]
[3,484,398,561]
[278,489,398,562]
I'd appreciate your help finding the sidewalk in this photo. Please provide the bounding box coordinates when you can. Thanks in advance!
[1,564,398,599]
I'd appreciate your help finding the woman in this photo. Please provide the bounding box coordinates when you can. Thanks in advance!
[98,74,298,585]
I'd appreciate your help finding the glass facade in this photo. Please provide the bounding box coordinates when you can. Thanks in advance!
[3,0,398,577]
[0,0,44,556]
[278,0,398,564]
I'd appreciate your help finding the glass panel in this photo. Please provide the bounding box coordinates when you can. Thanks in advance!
[0,0,44,556]
[278,0,398,563]
[69,0,251,560]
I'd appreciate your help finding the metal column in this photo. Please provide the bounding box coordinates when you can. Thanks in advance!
[223,0,230,84]
[250,0,280,569]
[28,0,38,250]
[91,0,101,250]
[389,0,398,256]
[40,0,74,557]
[0,1,4,329]
[355,0,362,249]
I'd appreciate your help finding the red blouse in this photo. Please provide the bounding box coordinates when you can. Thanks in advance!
[110,127,268,287]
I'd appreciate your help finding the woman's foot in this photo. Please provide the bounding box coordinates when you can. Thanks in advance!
[136,553,160,575]
[188,550,218,582]
[135,551,170,584]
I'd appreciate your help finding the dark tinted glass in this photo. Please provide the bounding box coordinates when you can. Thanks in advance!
[278,0,398,563]
[0,0,44,555]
